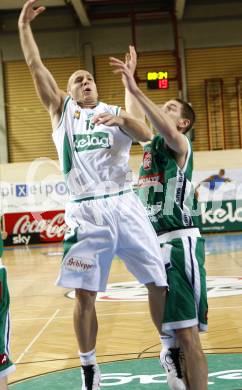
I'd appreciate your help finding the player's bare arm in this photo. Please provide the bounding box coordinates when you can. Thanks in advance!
[110,54,188,158]
[18,0,66,127]
[124,46,153,147]
[124,46,146,124]
[92,110,153,142]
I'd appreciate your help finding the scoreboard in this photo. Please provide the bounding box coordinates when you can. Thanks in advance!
[146,71,169,89]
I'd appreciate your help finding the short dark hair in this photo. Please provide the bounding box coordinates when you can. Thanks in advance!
[174,98,196,133]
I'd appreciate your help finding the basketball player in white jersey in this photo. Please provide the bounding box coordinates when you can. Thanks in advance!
[18,2,168,389]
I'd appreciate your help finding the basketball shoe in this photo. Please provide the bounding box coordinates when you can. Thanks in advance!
[81,364,101,390]
[160,348,187,390]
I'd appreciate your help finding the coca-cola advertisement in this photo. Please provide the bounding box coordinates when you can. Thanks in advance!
[2,210,68,246]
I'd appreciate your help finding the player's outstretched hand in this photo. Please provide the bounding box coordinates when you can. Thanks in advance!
[18,0,45,27]
[125,45,137,76]
[109,56,138,95]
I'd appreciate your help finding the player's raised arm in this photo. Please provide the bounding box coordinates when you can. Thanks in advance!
[110,53,188,157]
[124,46,146,123]
[18,0,65,123]
[92,110,153,142]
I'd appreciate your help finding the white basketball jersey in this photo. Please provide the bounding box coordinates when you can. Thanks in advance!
[52,97,133,200]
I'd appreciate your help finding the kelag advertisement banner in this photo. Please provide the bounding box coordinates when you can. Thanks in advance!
[193,168,242,232]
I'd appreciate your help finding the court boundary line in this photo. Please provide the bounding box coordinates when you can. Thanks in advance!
[15,309,60,364]
[13,349,242,367]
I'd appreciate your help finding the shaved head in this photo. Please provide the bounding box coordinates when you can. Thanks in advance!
[67,69,98,107]
[67,70,94,93]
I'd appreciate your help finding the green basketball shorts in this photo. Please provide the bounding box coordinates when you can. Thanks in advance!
[0,264,15,379]
[158,229,208,332]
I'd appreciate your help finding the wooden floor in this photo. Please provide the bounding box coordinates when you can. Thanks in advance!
[3,234,242,384]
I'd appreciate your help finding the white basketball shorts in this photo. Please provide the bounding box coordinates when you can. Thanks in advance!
[56,190,167,291]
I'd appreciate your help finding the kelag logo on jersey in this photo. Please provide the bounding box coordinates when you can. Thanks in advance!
[74,132,111,152]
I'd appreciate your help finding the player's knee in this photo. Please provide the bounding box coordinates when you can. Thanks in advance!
[146,282,166,296]
[176,327,202,353]
[176,328,191,348]
[75,289,97,311]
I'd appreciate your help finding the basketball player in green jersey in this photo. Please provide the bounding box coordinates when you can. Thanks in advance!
[110,47,208,390]
[0,231,15,389]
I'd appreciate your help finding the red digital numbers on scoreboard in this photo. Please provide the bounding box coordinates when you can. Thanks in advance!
[158,79,169,89]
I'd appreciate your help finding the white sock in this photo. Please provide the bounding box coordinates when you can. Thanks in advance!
[160,331,177,350]
[79,348,97,366]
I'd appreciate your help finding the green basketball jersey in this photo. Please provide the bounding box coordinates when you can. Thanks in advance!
[138,134,199,233]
